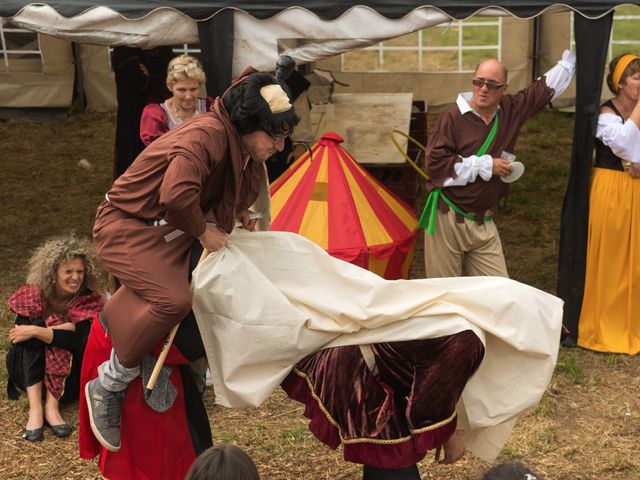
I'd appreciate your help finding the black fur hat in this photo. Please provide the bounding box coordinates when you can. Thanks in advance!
[222,72,299,136]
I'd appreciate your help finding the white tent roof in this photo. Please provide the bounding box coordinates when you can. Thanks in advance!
[2,3,617,76]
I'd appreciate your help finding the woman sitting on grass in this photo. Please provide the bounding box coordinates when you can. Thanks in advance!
[6,234,104,442]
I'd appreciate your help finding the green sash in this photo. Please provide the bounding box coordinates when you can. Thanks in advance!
[419,114,498,235]
[475,113,499,156]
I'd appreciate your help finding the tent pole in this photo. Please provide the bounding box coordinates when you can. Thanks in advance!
[71,42,86,112]
[556,12,613,345]
[197,9,234,98]
[531,17,541,81]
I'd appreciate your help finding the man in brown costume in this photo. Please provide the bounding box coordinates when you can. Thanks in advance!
[419,51,576,278]
[86,72,299,452]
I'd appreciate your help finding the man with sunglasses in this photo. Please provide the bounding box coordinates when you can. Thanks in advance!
[84,72,299,453]
[419,50,575,278]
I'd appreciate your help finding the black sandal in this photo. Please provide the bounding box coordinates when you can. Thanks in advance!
[44,420,73,437]
[22,427,44,442]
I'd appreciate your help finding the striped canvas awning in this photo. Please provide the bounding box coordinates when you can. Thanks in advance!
[270,132,418,279]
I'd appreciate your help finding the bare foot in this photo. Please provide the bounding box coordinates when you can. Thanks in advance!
[435,430,466,465]
[26,407,43,430]
[44,402,66,426]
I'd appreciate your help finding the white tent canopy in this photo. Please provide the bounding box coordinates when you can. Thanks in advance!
[4,3,603,76]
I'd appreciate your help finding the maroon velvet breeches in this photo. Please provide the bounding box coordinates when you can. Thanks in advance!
[282,330,484,469]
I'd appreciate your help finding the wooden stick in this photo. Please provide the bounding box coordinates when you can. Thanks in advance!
[144,322,179,396]
[145,248,210,396]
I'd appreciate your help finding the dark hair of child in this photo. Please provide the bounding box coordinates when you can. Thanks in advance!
[184,443,260,480]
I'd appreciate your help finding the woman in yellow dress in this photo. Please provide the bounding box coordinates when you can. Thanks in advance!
[578,52,640,354]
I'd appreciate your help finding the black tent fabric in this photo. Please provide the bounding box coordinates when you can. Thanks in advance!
[557,13,614,344]
[196,10,234,98]
[0,1,630,20]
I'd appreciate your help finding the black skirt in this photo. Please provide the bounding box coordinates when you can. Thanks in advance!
[6,315,91,404]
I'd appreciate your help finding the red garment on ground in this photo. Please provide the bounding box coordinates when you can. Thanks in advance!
[79,317,196,480]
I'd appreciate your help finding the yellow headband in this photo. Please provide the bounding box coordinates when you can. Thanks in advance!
[612,54,640,93]
[259,84,292,114]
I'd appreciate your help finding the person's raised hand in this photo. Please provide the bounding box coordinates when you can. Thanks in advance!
[237,210,258,231]
[492,157,513,177]
[287,144,308,164]
[197,224,228,252]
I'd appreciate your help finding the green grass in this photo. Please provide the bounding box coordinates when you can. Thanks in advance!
[344,15,502,72]
[342,50,380,72]
[555,354,583,385]
[531,392,556,418]
[616,4,640,15]
[386,31,419,47]
[280,426,311,443]
[613,4,640,44]
[605,353,622,367]
[463,24,499,46]
[423,50,458,71]
[216,431,240,443]
[611,9,640,58]
[424,25,460,47]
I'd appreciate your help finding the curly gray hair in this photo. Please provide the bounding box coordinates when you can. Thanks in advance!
[26,233,103,301]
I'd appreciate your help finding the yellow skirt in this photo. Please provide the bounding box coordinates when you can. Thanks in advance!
[578,167,640,354]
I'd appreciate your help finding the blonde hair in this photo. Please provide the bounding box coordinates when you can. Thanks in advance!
[166,55,206,89]
[26,233,103,301]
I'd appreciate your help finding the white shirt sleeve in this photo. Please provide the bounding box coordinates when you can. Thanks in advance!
[542,49,576,101]
[596,113,640,163]
[442,154,493,187]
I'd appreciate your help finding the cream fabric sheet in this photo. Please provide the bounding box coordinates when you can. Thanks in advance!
[191,229,563,461]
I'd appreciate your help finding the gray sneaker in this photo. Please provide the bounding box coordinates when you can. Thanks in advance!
[85,377,126,452]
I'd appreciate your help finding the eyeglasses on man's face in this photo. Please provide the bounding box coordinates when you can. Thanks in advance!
[264,130,287,144]
[472,78,505,90]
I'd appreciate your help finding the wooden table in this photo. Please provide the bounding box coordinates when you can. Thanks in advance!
[310,92,414,165]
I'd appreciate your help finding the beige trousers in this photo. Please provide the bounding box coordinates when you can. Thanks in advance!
[424,209,508,278]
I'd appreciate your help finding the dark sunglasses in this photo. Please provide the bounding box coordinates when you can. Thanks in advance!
[472,78,505,90]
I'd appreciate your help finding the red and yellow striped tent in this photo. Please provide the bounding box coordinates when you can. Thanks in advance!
[270,132,418,280]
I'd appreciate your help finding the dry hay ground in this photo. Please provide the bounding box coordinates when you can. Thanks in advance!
[0,110,638,480]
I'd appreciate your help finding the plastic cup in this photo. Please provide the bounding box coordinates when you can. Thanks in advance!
[501,151,516,163]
